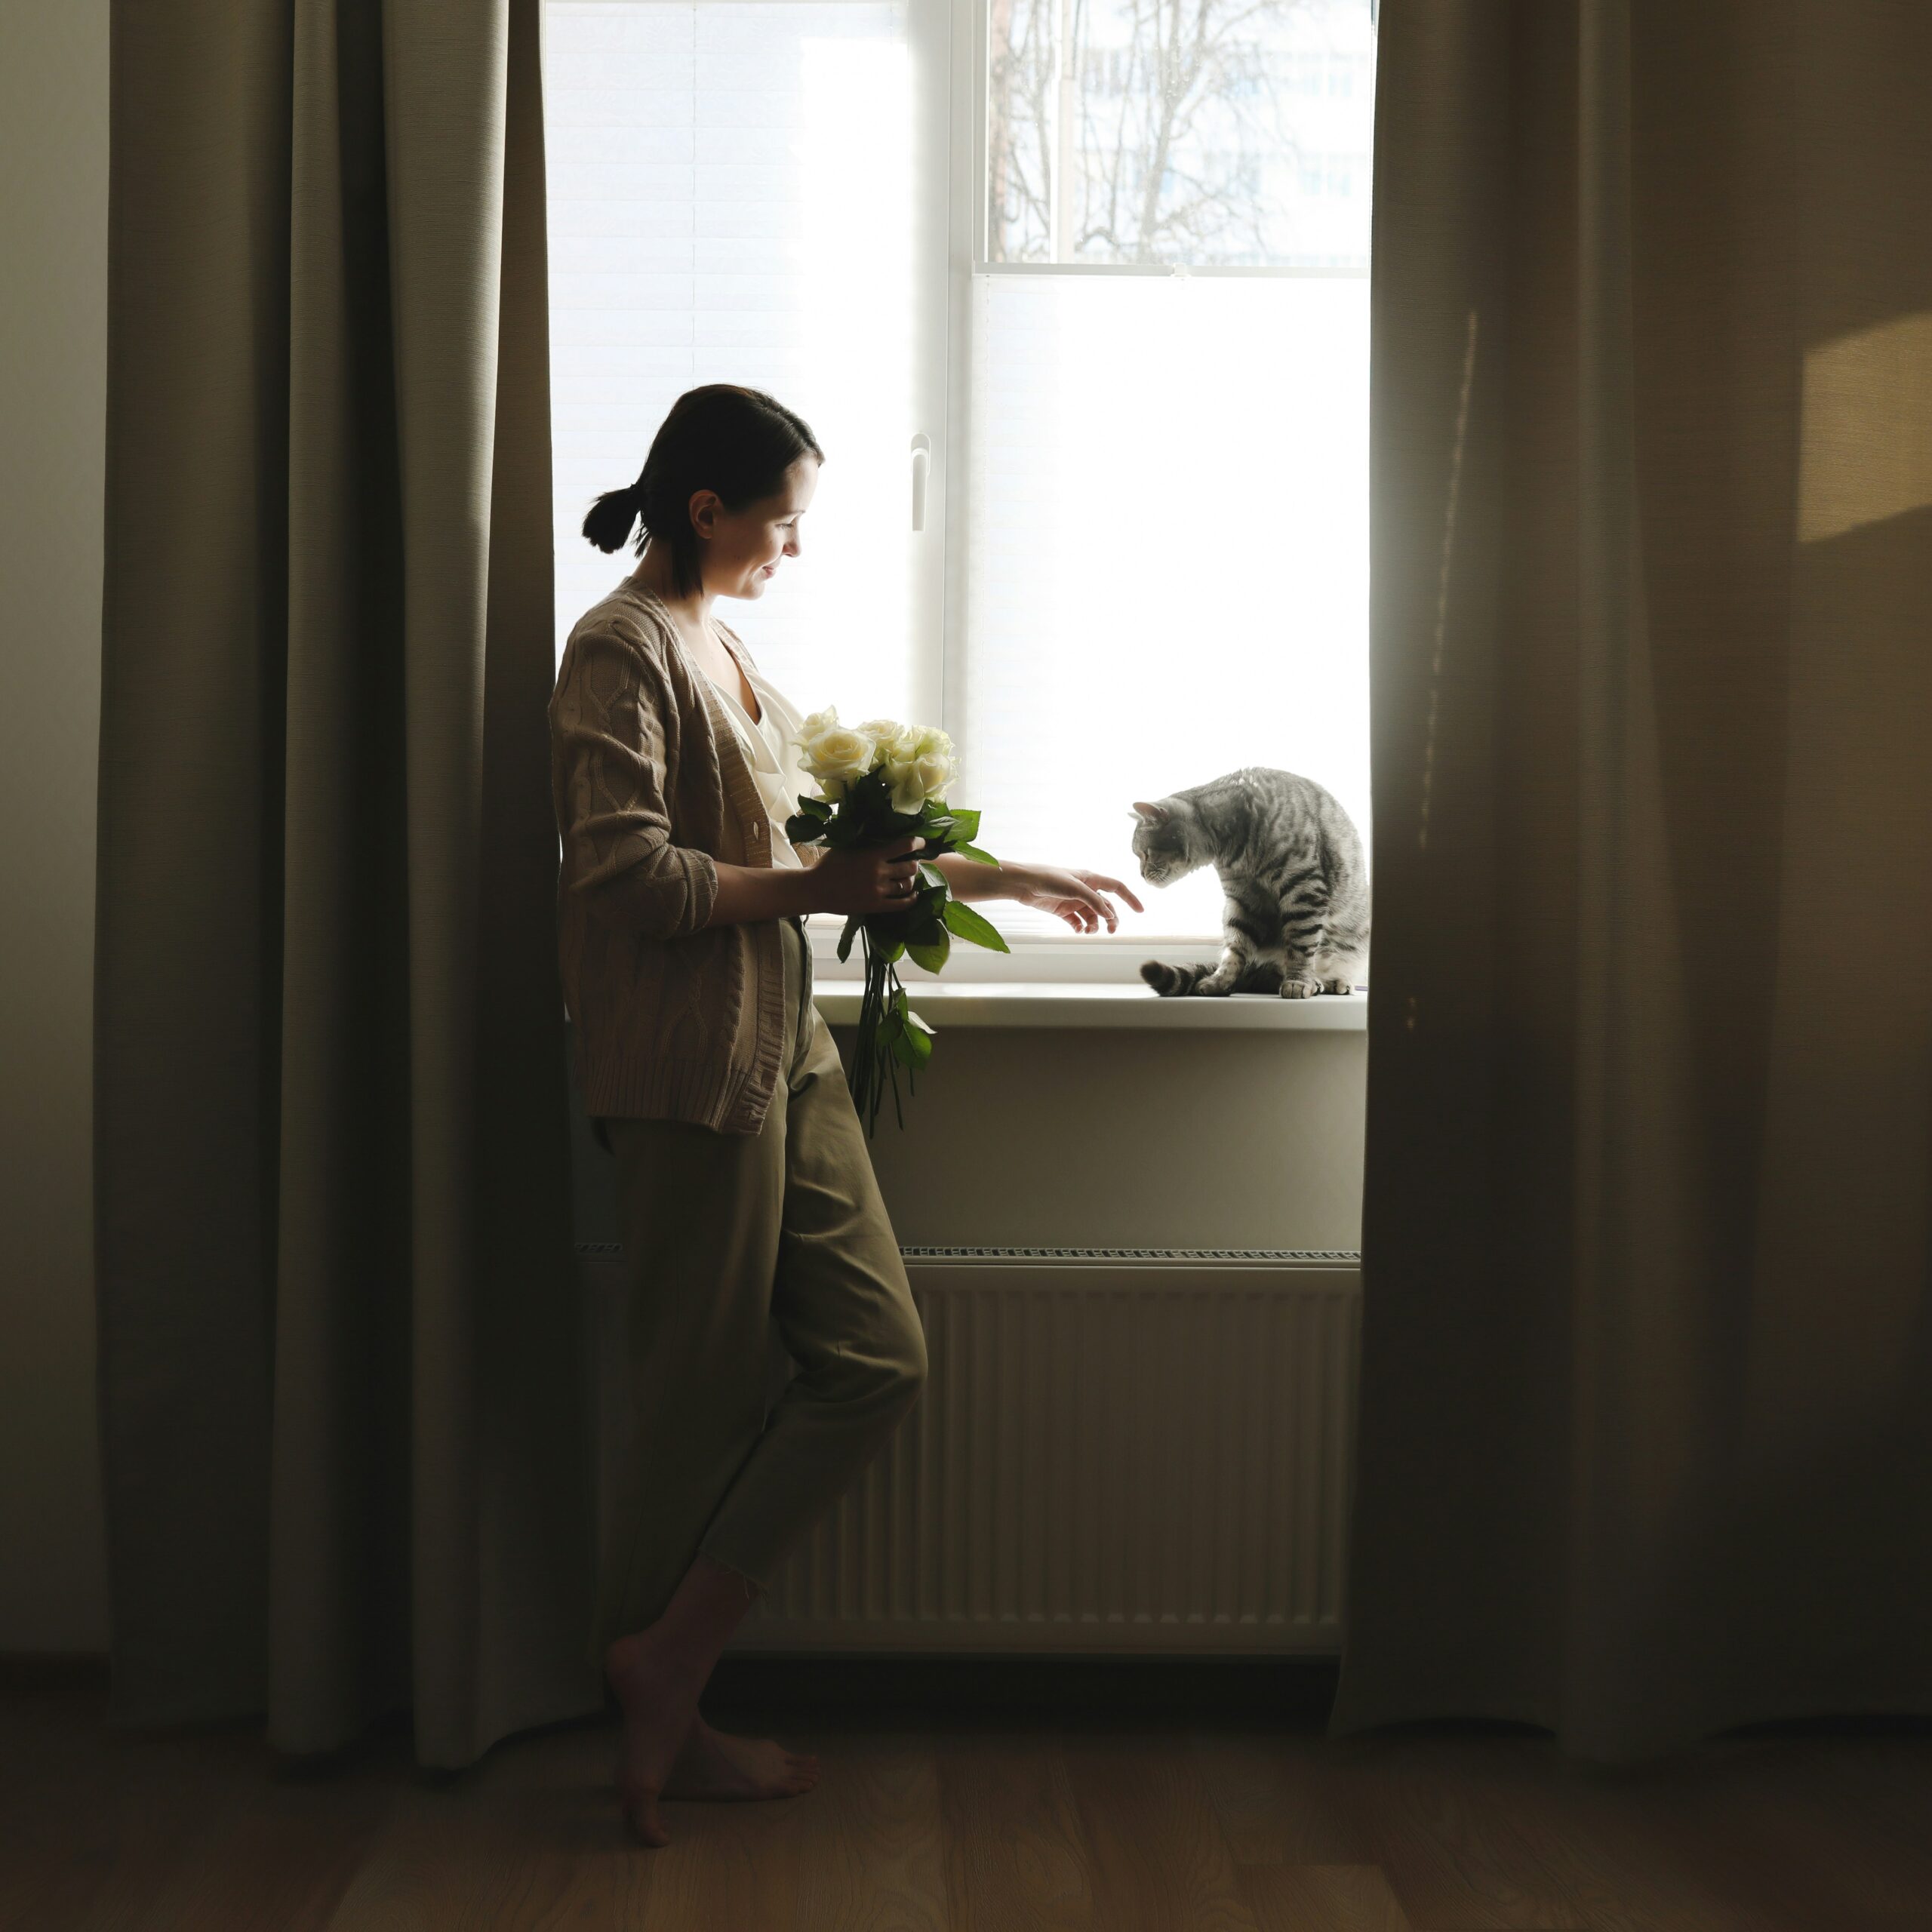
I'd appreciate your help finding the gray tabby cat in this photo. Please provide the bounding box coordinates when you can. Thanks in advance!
[1131,768,1369,997]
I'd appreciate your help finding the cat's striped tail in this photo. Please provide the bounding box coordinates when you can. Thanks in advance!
[1140,959,1215,997]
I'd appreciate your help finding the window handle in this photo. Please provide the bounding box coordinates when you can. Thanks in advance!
[910,433,932,534]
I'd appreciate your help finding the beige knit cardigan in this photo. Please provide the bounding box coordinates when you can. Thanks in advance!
[549,574,812,1137]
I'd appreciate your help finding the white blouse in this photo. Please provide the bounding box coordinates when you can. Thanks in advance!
[701,651,814,871]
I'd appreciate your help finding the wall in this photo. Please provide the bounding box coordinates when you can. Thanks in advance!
[856,1026,1364,1251]
[0,3,112,1651]
[570,1023,1366,1254]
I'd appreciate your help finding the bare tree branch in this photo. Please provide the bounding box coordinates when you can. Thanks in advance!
[989,0,1338,266]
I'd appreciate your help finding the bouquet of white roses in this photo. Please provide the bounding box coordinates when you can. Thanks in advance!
[787,708,1009,1134]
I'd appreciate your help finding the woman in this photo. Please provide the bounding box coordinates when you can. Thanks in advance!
[549,383,1142,1847]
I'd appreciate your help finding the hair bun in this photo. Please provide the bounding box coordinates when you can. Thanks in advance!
[581,482,645,555]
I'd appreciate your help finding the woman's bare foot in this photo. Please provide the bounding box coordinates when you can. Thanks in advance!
[605,1626,709,1845]
[663,1715,820,1800]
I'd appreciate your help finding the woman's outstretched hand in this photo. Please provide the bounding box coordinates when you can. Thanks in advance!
[1004,864,1145,934]
[808,836,928,916]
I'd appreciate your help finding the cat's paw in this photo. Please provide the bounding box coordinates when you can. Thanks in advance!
[1140,960,1198,997]
[1280,978,1321,999]
[1318,978,1354,995]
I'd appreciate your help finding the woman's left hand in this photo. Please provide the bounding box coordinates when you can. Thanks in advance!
[1007,864,1145,934]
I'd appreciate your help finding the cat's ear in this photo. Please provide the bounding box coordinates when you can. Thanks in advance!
[1131,800,1168,824]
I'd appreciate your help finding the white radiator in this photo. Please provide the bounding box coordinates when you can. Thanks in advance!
[580,1247,1360,1654]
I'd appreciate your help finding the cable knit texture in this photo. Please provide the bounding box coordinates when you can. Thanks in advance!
[549,574,803,1134]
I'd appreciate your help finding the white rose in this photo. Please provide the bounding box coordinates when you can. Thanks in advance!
[884,734,919,795]
[876,720,956,812]
[857,718,906,750]
[911,749,955,798]
[802,724,876,787]
[793,707,848,786]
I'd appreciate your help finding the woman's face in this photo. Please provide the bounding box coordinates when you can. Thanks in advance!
[693,454,820,600]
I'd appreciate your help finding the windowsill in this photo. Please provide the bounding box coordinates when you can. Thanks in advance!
[811,979,1368,1031]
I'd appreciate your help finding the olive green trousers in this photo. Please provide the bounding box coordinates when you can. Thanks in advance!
[590,917,928,1661]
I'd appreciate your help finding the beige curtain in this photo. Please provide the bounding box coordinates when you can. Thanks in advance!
[1335,0,1932,1762]
[95,0,597,1767]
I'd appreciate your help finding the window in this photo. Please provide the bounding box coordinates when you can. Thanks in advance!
[546,0,948,726]
[546,0,1374,955]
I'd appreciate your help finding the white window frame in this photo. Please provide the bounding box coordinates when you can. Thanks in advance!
[541,0,1367,986]
[811,0,1371,983]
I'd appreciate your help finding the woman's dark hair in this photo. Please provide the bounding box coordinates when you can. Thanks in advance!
[583,384,824,594]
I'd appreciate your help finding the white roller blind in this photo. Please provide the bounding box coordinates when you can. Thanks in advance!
[546,2,925,724]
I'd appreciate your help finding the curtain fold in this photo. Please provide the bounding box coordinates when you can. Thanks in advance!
[1337,0,1932,1763]
[96,0,596,1768]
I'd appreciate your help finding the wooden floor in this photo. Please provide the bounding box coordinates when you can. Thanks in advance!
[5,1660,1931,1930]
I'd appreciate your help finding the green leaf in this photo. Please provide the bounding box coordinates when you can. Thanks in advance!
[906,927,951,974]
[888,1011,934,1069]
[942,897,1011,953]
[943,807,980,842]
[952,842,999,866]
[917,860,949,892]
[836,917,859,964]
